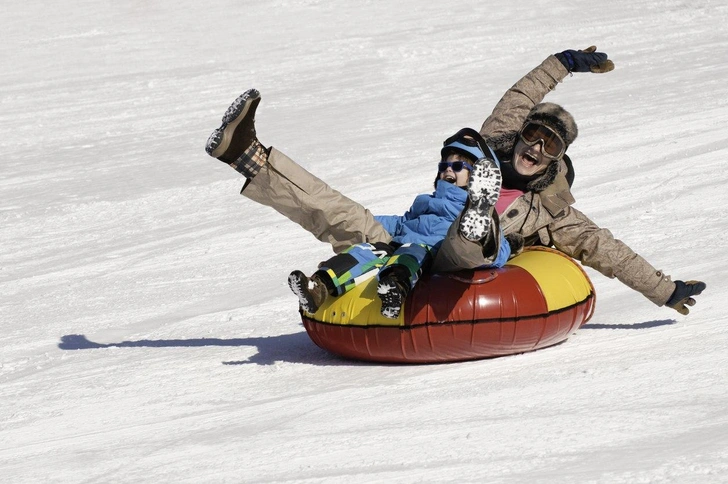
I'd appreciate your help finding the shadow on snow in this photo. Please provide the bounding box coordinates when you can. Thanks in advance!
[57,319,677,366]
[581,319,677,330]
[57,332,360,367]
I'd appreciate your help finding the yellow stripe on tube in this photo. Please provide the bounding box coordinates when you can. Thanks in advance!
[309,271,405,327]
[506,250,593,312]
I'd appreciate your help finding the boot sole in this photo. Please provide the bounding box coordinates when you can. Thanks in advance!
[288,270,320,314]
[460,158,502,242]
[206,89,261,160]
[377,278,404,319]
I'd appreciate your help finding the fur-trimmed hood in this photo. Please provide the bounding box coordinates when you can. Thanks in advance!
[487,128,564,194]
[486,101,578,157]
[526,102,578,147]
[485,102,577,193]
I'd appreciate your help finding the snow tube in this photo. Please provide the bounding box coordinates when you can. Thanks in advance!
[300,247,596,363]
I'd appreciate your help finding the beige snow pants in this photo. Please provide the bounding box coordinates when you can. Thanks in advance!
[241,147,497,271]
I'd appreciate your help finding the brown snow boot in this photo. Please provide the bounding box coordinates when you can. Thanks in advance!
[205,88,268,179]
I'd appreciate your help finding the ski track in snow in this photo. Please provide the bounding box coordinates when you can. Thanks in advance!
[2,1,728,482]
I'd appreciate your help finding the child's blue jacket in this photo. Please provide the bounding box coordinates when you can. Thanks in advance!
[375,180,466,249]
[375,180,510,268]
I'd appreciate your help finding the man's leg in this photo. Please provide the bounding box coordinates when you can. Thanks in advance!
[431,213,509,272]
[206,89,391,253]
[243,148,391,253]
[432,157,510,272]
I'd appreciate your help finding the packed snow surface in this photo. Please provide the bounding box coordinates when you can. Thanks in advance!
[2,1,727,482]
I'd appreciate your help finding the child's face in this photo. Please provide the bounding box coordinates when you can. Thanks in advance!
[439,153,471,187]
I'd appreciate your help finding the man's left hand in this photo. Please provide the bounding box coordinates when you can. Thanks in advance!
[556,46,615,73]
[666,280,706,315]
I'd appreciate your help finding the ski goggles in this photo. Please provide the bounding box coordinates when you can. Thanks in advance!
[518,122,566,160]
[438,160,474,173]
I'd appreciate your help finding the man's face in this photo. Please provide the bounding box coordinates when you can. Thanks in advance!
[512,139,552,177]
[439,153,471,187]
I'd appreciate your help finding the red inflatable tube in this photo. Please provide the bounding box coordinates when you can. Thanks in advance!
[301,247,596,363]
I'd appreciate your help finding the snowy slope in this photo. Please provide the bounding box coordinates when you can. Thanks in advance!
[2,0,728,482]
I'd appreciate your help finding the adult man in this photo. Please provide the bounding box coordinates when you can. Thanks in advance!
[205,47,705,315]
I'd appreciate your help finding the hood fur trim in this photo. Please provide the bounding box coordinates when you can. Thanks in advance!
[526,160,560,192]
[486,131,519,157]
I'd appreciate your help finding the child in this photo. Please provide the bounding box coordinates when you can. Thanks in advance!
[288,129,510,319]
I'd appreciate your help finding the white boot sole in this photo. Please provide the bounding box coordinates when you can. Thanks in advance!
[459,158,502,242]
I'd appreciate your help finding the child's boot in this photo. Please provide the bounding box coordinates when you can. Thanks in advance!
[377,269,410,319]
[288,270,329,314]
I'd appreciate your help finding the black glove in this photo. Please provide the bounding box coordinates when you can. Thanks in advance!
[665,280,706,315]
[555,46,614,73]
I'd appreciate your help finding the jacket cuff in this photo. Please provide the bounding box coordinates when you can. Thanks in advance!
[648,271,677,306]
[542,55,571,83]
